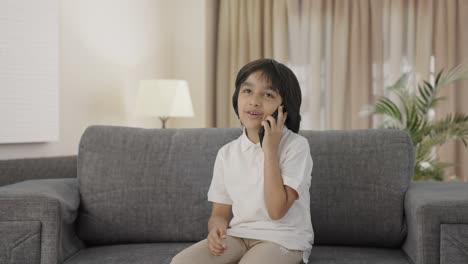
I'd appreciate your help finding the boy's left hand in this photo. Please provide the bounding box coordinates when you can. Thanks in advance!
[261,105,287,155]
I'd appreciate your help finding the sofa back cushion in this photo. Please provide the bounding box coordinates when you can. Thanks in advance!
[77,126,240,245]
[77,126,414,247]
[304,129,414,247]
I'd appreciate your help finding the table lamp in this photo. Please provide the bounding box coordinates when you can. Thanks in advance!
[135,79,194,128]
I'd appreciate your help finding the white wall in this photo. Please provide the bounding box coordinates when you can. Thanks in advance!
[0,0,216,159]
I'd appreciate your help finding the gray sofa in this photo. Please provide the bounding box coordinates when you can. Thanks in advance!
[1,125,467,264]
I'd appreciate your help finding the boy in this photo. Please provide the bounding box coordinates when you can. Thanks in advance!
[171,59,313,264]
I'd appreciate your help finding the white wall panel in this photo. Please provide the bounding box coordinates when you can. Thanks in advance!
[0,0,59,143]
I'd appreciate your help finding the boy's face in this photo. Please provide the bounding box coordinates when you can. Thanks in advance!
[237,71,283,131]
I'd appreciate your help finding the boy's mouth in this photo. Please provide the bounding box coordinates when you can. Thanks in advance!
[246,111,263,119]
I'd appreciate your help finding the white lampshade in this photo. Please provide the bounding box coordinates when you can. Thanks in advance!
[135,79,194,117]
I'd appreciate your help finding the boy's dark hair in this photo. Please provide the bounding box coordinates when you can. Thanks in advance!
[232,58,302,133]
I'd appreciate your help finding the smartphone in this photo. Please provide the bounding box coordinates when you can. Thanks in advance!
[258,105,285,147]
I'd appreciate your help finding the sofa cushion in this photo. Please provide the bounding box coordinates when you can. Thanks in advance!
[63,244,412,264]
[77,126,241,245]
[303,129,414,247]
[308,246,412,264]
[77,126,413,247]
[63,243,191,264]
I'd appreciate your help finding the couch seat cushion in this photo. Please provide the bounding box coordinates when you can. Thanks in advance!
[64,243,191,264]
[309,246,412,264]
[64,243,412,264]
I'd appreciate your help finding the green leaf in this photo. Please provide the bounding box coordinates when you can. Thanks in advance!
[435,69,443,86]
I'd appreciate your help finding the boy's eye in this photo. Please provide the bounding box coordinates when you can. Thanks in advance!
[241,88,275,98]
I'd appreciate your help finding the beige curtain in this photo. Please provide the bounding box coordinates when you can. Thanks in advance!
[215,0,289,128]
[288,0,373,130]
[432,0,468,181]
[293,0,457,131]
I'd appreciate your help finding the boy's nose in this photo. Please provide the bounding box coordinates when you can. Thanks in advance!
[249,97,262,106]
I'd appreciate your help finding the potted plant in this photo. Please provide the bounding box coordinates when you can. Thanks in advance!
[363,64,468,181]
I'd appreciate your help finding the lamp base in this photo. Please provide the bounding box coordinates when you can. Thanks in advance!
[159,116,170,128]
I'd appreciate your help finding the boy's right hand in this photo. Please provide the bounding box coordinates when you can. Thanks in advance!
[207,226,227,256]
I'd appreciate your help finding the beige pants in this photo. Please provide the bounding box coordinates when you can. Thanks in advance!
[170,235,303,264]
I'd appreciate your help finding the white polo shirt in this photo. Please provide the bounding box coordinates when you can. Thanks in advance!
[207,127,314,263]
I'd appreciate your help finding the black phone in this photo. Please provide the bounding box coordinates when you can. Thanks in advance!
[258,105,285,147]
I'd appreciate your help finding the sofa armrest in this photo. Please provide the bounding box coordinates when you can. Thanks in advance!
[402,181,468,264]
[0,155,77,187]
[0,178,84,264]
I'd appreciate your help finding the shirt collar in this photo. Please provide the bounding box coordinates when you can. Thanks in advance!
[240,126,289,152]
